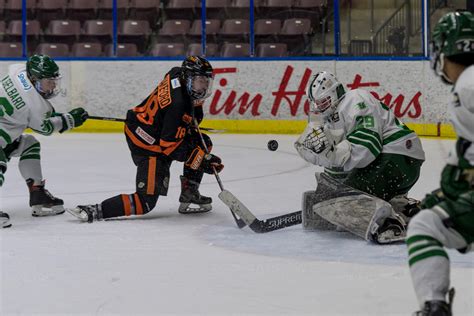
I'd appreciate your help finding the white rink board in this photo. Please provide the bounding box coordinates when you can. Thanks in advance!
[0,60,452,124]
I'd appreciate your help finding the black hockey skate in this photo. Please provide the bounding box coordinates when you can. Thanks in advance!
[414,288,455,316]
[178,176,212,214]
[27,179,65,217]
[1,211,11,228]
[66,204,102,223]
[389,195,421,222]
[371,214,407,244]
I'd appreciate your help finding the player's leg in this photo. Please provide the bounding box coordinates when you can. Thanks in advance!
[344,153,423,219]
[0,146,11,228]
[69,154,170,222]
[407,193,474,315]
[7,135,64,216]
[344,153,423,201]
[178,131,213,213]
[304,172,405,243]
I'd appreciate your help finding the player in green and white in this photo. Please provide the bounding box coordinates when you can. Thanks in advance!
[0,54,88,228]
[295,71,425,243]
[407,11,474,316]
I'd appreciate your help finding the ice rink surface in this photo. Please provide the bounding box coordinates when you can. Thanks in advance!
[1,133,473,315]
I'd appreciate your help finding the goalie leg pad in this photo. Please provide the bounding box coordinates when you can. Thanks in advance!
[302,190,336,231]
[309,172,395,241]
[313,194,393,240]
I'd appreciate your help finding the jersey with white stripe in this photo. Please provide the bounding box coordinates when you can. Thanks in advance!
[446,65,474,168]
[0,64,63,148]
[320,89,425,171]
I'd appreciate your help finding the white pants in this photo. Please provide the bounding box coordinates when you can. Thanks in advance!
[407,209,469,307]
[8,134,43,184]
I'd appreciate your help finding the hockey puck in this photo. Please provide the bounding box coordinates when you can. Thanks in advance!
[267,140,279,151]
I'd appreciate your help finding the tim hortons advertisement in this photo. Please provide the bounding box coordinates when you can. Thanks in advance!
[0,60,449,124]
[207,65,424,119]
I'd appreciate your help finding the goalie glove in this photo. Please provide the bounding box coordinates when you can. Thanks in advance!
[440,164,474,200]
[295,123,350,168]
[302,126,334,155]
[59,108,89,133]
[185,146,224,174]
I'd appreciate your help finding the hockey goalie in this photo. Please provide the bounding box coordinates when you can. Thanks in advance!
[295,71,426,244]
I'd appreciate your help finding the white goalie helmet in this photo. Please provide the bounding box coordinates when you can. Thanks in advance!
[306,71,346,117]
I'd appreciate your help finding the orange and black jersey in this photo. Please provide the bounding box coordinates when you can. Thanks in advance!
[125,67,204,157]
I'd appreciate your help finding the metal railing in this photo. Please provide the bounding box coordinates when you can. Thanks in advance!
[430,0,448,14]
[372,0,411,55]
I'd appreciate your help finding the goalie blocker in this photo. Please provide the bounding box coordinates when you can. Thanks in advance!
[303,172,407,244]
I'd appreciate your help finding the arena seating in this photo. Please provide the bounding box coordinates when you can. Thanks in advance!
[71,42,102,57]
[150,42,185,57]
[81,20,113,45]
[44,20,80,47]
[128,0,160,26]
[98,0,128,20]
[256,43,287,57]
[36,0,68,28]
[186,43,218,57]
[105,43,139,57]
[3,0,36,22]
[0,42,22,57]
[0,0,326,57]
[118,19,150,53]
[35,42,69,57]
[220,42,250,57]
[157,19,190,43]
[165,0,197,20]
[187,19,221,43]
[6,20,40,51]
[66,0,97,24]
[254,19,281,44]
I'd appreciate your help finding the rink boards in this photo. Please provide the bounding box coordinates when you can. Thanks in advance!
[0,60,456,137]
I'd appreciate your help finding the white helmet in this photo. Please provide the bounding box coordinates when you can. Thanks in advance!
[306,71,346,117]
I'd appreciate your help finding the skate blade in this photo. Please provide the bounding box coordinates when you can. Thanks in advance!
[1,219,12,228]
[178,203,212,214]
[65,208,90,222]
[374,231,406,244]
[32,205,65,217]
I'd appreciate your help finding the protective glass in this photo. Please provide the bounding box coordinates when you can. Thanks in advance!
[429,41,441,71]
[35,76,62,99]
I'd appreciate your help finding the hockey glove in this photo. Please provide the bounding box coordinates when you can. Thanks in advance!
[420,188,445,209]
[440,164,471,201]
[185,146,224,174]
[60,108,89,133]
[302,126,333,155]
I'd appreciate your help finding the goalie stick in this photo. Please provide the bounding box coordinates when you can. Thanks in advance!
[88,116,226,133]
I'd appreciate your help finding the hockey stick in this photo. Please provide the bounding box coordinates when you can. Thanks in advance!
[88,116,226,133]
[193,119,247,229]
[192,117,302,233]
[218,190,302,233]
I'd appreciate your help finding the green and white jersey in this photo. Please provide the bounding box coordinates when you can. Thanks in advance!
[324,89,425,171]
[446,65,474,168]
[0,64,63,149]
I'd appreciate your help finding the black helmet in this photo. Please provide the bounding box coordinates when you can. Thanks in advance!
[181,56,214,100]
